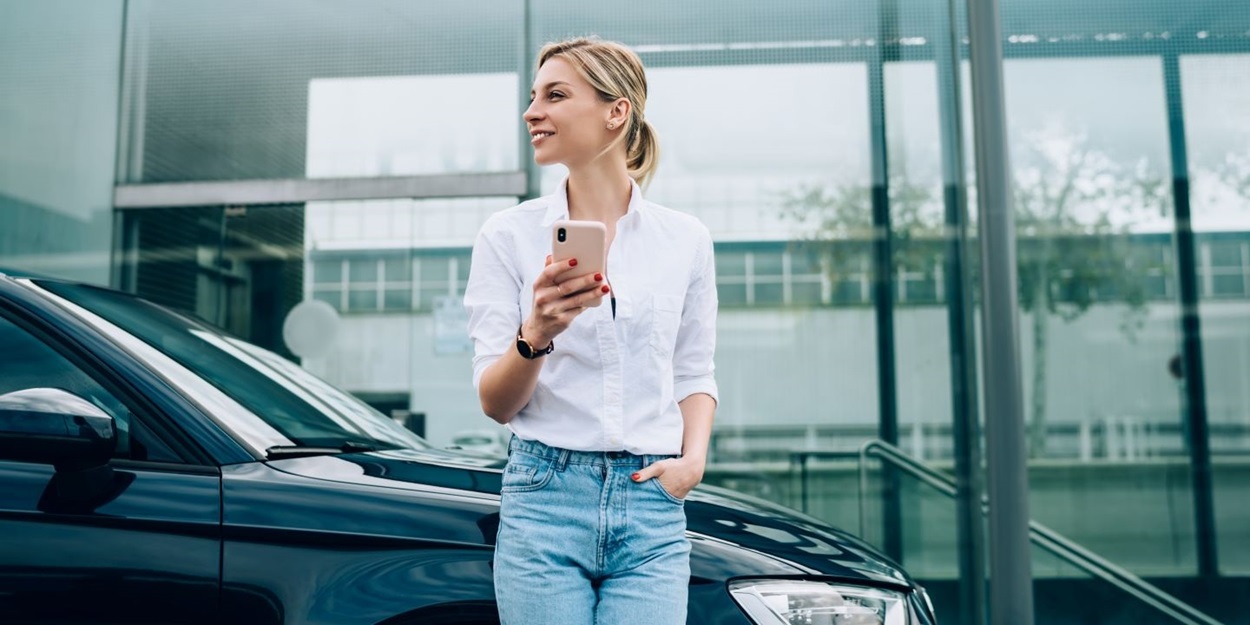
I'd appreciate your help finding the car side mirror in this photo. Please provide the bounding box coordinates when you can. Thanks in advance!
[0,387,117,471]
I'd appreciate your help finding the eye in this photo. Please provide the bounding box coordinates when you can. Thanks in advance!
[548,91,566,100]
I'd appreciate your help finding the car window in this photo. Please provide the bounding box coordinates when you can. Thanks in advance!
[0,314,181,464]
[36,281,429,453]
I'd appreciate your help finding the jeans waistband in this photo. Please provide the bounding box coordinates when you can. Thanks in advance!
[508,435,676,469]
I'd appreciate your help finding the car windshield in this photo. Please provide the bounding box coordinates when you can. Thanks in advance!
[36,281,429,453]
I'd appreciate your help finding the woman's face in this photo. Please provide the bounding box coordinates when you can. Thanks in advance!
[524,57,616,168]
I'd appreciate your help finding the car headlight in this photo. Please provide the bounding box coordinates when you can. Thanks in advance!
[729,579,916,625]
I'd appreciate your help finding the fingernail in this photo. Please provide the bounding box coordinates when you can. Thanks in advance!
[631,473,641,481]
[594,273,603,281]
[569,258,578,267]
[601,285,610,293]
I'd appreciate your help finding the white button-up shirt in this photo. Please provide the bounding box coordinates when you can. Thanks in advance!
[464,179,718,455]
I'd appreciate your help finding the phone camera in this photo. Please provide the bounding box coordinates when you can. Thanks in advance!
[557,227,566,242]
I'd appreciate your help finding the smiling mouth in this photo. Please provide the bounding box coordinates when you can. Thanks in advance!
[531,131,554,143]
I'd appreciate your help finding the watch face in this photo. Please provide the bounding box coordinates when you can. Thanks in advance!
[517,336,535,359]
[516,334,550,359]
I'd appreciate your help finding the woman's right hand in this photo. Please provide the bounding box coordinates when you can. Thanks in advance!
[522,255,609,347]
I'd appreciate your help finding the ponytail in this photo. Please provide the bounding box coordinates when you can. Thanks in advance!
[627,117,660,190]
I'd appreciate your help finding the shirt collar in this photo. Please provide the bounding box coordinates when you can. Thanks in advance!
[540,176,647,227]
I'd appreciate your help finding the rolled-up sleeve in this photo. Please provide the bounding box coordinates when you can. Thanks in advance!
[672,228,719,404]
[464,222,522,390]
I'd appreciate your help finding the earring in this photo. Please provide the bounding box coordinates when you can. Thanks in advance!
[607,122,617,129]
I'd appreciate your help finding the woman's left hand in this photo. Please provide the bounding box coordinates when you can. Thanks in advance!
[633,455,705,500]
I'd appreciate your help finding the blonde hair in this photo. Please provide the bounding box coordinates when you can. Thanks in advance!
[537,37,660,189]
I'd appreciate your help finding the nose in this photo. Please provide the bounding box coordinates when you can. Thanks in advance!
[523,99,542,125]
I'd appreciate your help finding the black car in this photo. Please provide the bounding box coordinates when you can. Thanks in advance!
[0,271,936,625]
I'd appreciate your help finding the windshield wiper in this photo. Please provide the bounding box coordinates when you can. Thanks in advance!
[265,440,381,460]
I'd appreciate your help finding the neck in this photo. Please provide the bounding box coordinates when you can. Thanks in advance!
[565,156,632,224]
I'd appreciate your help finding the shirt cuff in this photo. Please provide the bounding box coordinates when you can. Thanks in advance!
[674,377,719,406]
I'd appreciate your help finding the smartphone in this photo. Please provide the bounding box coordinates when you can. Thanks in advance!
[551,219,607,306]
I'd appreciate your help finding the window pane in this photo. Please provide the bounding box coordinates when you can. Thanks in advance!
[383,289,412,312]
[1209,241,1243,267]
[1213,275,1245,297]
[347,288,377,312]
[383,256,411,283]
[791,282,823,306]
[313,260,342,284]
[420,257,451,284]
[418,285,448,311]
[754,283,784,305]
[348,259,378,283]
[717,283,748,308]
[715,252,746,278]
[125,0,521,182]
[0,1,122,284]
[752,251,784,276]
[1183,53,1250,576]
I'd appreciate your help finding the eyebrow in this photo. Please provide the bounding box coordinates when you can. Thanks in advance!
[530,80,571,97]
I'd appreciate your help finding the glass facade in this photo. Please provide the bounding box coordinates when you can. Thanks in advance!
[0,0,124,284]
[4,0,1250,622]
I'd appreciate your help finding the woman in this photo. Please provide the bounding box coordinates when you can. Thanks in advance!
[463,37,718,625]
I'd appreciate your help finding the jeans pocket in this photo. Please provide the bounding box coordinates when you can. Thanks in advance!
[650,477,686,504]
[501,453,554,493]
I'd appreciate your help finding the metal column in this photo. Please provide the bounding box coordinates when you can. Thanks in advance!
[934,0,987,622]
[1162,52,1219,579]
[518,0,540,202]
[965,0,1035,622]
[868,0,903,563]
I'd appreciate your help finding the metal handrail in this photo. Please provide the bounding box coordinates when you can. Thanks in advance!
[843,439,1224,625]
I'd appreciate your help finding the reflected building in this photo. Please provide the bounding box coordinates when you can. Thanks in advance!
[3,0,1250,622]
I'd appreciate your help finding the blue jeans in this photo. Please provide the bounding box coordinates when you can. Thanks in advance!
[494,436,691,625]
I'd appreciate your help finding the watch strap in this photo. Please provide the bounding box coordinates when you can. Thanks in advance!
[516,327,554,359]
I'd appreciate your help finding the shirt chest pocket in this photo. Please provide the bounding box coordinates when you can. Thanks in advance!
[648,294,684,358]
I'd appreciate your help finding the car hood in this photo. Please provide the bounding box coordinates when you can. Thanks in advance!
[265,447,913,588]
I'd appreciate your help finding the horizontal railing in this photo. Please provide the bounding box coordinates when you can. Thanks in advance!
[711,420,1250,464]
[824,439,1225,625]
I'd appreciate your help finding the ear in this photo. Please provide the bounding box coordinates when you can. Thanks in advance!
[606,98,631,130]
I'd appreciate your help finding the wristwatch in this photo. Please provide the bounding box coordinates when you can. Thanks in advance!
[515,327,554,359]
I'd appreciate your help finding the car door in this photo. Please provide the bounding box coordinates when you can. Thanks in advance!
[0,306,222,624]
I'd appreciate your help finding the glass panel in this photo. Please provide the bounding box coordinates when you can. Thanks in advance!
[383,256,411,283]
[752,251,784,276]
[419,257,451,285]
[1181,53,1250,576]
[715,252,746,278]
[348,259,378,283]
[117,205,305,354]
[0,0,123,284]
[791,282,824,306]
[717,283,748,308]
[347,288,377,312]
[122,0,521,183]
[383,289,412,312]
[300,196,512,446]
[312,259,342,284]
[1002,57,1190,584]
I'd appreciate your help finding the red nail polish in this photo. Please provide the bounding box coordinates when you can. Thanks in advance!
[601,285,610,293]
[569,258,578,267]
[631,473,641,481]
[594,273,603,281]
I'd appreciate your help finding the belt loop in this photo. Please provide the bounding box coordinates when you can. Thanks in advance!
[555,447,571,471]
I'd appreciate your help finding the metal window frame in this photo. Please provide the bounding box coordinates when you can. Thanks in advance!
[113,172,528,209]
